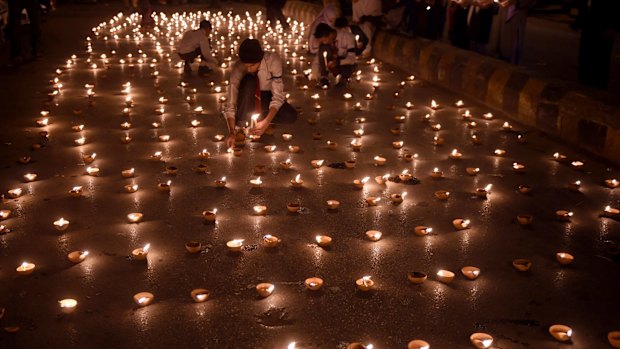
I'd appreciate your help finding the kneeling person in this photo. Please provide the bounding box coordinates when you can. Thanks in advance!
[224,39,297,147]
[312,22,357,88]
[177,20,218,76]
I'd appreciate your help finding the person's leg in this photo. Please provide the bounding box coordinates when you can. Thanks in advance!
[24,0,41,56]
[260,91,297,124]
[7,0,23,61]
[178,49,199,72]
[235,74,260,127]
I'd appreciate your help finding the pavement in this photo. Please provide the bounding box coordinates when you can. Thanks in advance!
[0,2,620,349]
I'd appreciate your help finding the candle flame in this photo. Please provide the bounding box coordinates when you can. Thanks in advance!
[402,192,408,198]
[295,174,301,182]
[484,184,493,191]
[361,177,370,184]
[143,243,150,253]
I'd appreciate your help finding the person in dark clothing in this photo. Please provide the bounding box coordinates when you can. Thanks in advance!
[448,1,470,49]
[468,1,494,54]
[265,0,289,29]
[7,0,41,65]
[576,0,618,89]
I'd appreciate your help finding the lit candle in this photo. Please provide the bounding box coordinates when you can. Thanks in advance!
[53,218,70,232]
[290,174,303,188]
[431,168,443,179]
[58,299,78,314]
[355,276,375,291]
[449,149,462,159]
[264,145,276,152]
[7,188,23,199]
[567,180,581,191]
[435,190,450,200]
[74,137,86,146]
[502,122,513,131]
[190,289,209,303]
[215,177,227,188]
[553,152,567,161]
[282,133,293,141]
[23,173,38,182]
[311,159,325,168]
[365,230,382,242]
[375,174,390,185]
[466,167,480,176]
[436,270,455,283]
[262,234,280,248]
[82,153,97,163]
[461,266,481,280]
[605,179,619,189]
[133,292,154,307]
[250,177,263,188]
[512,162,526,172]
[549,324,573,342]
[512,258,532,271]
[571,160,584,170]
[556,210,573,221]
[353,177,370,189]
[226,239,244,252]
[556,252,574,265]
[86,166,100,176]
[256,283,275,297]
[132,243,150,260]
[202,209,217,223]
[326,200,340,210]
[158,180,171,192]
[414,226,432,236]
[374,156,387,166]
[475,184,493,198]
[469,333,493,348]
[16,261,36,275]
[322,50,328,68]
[350,140,362,151]
[452,218,470,230]
[305,277,324,291]
[127,212,143,223]
[604,205,620,215]
[315,235,332,247]
[392,141,404,149]
[67,250,89,263]
[365,197,381,206]
[405,101,414,110]
[326,141,338,150]
[518,184,532,194]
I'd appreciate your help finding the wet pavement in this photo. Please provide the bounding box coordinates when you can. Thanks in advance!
[1,4,620,349]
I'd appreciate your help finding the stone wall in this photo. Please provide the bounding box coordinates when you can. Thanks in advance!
[283,0,620,165]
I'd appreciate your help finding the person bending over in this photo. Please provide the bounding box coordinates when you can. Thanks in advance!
[311,22,357,88]
[223,39,297,148]
[177,20,218,76]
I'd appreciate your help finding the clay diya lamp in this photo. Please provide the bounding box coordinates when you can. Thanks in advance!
[399,171,413,182]
[512,258,532,271]
[282,133,293,141]
[436,270,455,283]
[157,180,171,192]
[414,226,432,236]
[366,197,381,206]
[326,141,338,150]
[53,218,70,232]
[494,149,506,156]
[556,252,574,265]
[355,276,374,291]
[449,149,462,160]
[127,213,143,223]
[58,299,78,314]
[315,235,332,247]
[290,174,304,188]
[453,219,470,230]
[287,202,301,213]
[403,153,415,162]
[365,230,382,242]
[23,173,38,182]
[390,127,402,135]
[608,331,620,348]
[67,251,89,263]
[190,289,209,303]
[311,160,325,168]
[431,168,443,179]
[305,277,324,291]
[264,145,276,153]
[549,324,573,342]
[198,149,210,159]
[556,210,573,221]
[517,214,533,226]
[254,165,266,175]
[350,140,362,151]
[121,168,135,178]
[214,177,227,188]
[475,184,493,199]
[226,239,244,252]
[512,162,526,173]
[262,234,280,248]
[407,340,430,349]
[435,190,450,200]
[407,271,427,284]
[353,177,370,189]
[256,283,275,297]
[345,160,356,169]
[326,200,340,210]
[461,266,481,280]
[466,167,480,176]
[567,180,581,191]
[131,243,150,260]
[605,179,619,189]
[288,145,300,153]
[249,177,263,188]
[392,141,404,149]
[185,241,202,254]
[133,292,154,307]
[518,184,532,194]
[253,205,267,216]
[16,261,36,275]
[312,132,322,140]
[165,166,177,176]
[469,333,493,348]
[202,210,217,223]
[391,192,406,204]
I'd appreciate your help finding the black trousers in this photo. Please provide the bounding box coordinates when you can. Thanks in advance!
[265,0,288,29]
[317,43,356,80]
[178,47,207,65]
[8,0,41,58]
[235,74,297,127]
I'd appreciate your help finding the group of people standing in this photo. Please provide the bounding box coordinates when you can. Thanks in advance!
[1,0,45,66]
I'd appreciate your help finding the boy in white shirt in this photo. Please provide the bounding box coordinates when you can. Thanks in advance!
[177,20,218,76]
[311,22,357,88]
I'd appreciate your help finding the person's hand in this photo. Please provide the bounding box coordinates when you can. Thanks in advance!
[225,132,235,149]
[250,119,270,137]
[477,0,494,8]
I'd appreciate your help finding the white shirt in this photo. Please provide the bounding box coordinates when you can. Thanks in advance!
[335,28,356,65]
[224,51,285,122]
[176,29,217,69]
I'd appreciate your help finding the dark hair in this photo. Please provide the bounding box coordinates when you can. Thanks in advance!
[335,17,348,28]
[199,20,212,29]
[314,23,334,39]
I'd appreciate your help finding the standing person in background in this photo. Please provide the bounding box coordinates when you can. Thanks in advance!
[352,0,382,57]
[308,3,339,54]
[576,0,618,89]
[488,0,536,64]
[6,0,42,66]
[265,0,289,30]
[0,0,8,44]
[176,20,218,77]
[467,0,494,54]
[223,39,297,147]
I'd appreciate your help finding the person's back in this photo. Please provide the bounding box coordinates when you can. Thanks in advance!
[176,20,217,76]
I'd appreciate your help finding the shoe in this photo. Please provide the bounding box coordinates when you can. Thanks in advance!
[198,66,212,77]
